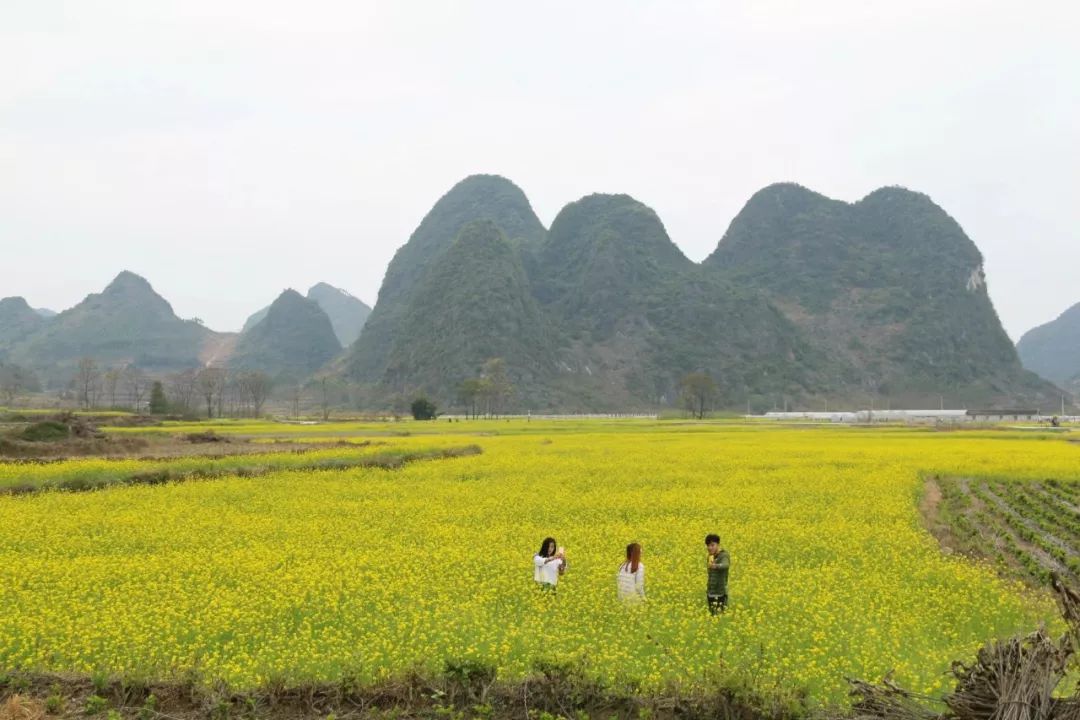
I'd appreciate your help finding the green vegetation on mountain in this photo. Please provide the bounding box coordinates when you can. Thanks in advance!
[231,289,341,381]
[242,283,371,348]
[534,194,692,337]
[530,193,825,409]
[4,178,1059,411]
[6,272,210,381]
[704,183,1056,406]
[381,221,556,406]
[347,175,546,382]
[1017,302,1080,387]
[0,297,46,354]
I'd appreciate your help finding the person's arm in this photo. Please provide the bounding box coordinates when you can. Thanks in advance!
[636,566,645,596]
[714,550,730,570]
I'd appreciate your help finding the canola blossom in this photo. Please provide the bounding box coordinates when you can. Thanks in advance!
[1,423,1077,702]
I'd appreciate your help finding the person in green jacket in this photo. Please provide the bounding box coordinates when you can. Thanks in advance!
[704,533,730,615]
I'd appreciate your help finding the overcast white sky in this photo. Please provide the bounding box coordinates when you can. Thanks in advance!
[1,1,1077,338]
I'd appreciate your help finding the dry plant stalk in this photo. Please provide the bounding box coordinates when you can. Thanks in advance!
[847,574,1080,720]
[0,695,45,720]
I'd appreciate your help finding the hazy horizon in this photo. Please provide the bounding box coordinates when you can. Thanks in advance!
[2,1,1077,339]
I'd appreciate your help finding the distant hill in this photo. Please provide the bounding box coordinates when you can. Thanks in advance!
[5,271,213,381]
[703,183,1057,407]
[231,289,341,381]
[244,283,371,347]
[34,307,57,318]
[1017,302,1080,386]
[346,174,547,384]
[304,283,370,347]
[0,297,46,355]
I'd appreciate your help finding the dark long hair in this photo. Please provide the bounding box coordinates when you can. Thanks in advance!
[623,542,641,573]
[538,537,557,558]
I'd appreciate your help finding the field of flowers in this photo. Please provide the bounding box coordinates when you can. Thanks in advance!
[1,422,1078,704]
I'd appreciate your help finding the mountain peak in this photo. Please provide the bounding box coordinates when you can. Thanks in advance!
[0,296,34,312]
[0,296,45,347]
[232,288,341,380]
[858,185,935,206]
[104,270,155,295]
[308,282,354,300]
[4,271,209,373]
[271,288,305,306]
[705,182,1046,404]
[345,173,545,382]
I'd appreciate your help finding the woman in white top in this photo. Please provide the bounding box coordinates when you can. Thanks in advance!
[616,542,645,601]
[534,537,565,592]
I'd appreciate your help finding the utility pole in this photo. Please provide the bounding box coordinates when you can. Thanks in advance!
[940,394,944,411]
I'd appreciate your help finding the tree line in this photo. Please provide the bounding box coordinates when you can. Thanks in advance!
[7,353,724,420]
[63,358,277,417]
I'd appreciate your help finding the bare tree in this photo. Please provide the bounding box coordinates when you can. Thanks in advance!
[0,364,37,406]
[167,369,198,413]
[216,369,228,418]
[289,383,304,418]
[236,370,273,417]
[124,365,149,412]
[103,368,122,408]
[319,377,331,421]
[0,368,19,406]
[75,357,100,410]
[196,367,227,418]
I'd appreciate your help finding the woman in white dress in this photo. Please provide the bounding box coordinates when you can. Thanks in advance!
[616,542,645,602]
[534,537,565,592]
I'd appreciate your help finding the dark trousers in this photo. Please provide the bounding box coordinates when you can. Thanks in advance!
[707,594,728,615]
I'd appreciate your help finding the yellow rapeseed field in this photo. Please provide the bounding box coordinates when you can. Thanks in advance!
[1,423,1077,702]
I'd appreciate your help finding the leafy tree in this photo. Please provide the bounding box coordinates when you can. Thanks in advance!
[457,378,483,419]
[148,381,168,414]
[410,396,438,420]
[680,372,718,419]
[481,358,512,417]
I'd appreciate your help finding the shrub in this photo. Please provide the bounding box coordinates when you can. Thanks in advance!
[83,696,108,715]
[20,421,69,442]
[411,397,438,420]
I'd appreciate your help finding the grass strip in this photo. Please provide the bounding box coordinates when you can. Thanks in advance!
[0,445,482,497]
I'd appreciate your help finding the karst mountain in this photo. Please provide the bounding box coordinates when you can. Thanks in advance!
[1017,302,1080,391]
[2,176,1063,411]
